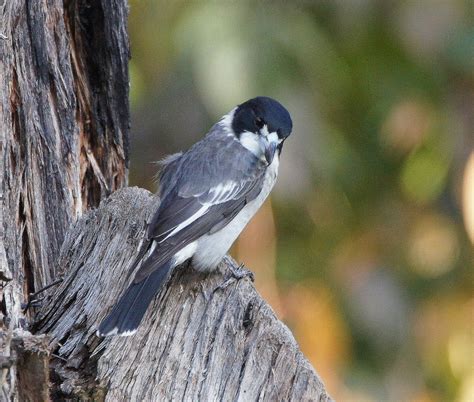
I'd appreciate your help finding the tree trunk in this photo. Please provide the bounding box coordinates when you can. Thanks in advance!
[0,1,331,401]
[1,0,129,399]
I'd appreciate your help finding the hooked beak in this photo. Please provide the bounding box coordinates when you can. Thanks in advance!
[259,136,278,165]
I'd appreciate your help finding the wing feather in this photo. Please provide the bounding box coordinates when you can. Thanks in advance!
[133,123,267,283]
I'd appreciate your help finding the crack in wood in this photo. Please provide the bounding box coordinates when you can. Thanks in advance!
[1,1,130,398]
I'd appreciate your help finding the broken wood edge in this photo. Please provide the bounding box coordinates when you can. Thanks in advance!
[0,329,50,401]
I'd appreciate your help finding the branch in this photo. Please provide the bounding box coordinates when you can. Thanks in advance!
[35,188,332,401]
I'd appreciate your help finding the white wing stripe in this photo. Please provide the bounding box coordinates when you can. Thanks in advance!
[161,180,246,242]
[206,180,240,204]
[162,205,209,241]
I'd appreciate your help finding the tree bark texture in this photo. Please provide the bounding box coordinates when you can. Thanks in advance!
[0,0,130,292]
[1,0,129,399]
[35,188,332,401]
[0,1,332,401]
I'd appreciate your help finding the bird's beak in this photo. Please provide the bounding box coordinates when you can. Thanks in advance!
[260,135,278,165]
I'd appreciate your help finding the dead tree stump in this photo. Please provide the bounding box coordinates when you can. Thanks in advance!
[34,188,331,401]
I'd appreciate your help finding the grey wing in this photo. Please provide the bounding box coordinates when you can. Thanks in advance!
[124,152,184,279]
[133,125,266,283]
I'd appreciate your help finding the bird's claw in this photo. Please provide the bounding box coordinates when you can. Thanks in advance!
[215,277,235,292]
[229,263,255,282]
[212,263,254,293]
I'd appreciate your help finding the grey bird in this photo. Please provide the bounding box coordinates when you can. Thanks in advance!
[97,96,293,336]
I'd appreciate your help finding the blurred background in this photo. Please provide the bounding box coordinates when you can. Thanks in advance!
[127,1,473,401]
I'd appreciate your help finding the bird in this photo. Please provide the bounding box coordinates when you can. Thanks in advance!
[97,96,293,336]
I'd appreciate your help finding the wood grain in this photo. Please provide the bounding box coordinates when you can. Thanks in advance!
[0,0,129,399]
[35,188,332,401]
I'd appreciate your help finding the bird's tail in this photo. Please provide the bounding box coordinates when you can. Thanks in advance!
[97,261,173,337]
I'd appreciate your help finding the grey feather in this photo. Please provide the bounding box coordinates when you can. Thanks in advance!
[156,152,183,199]
[133,123,267,283]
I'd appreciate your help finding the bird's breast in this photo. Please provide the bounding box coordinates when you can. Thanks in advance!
[192,156,280,272]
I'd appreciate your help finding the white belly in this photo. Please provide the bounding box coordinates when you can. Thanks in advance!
[192,157,279,271]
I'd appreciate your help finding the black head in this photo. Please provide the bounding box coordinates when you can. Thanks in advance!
[231,96,293,140]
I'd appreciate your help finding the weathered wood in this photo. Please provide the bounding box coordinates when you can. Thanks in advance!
[35,187,332,401]
[0,0,130,289]
[0,0,129,399]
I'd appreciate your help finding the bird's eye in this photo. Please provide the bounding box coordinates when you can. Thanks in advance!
[255,117,265,129]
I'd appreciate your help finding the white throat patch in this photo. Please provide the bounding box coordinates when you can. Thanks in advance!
[220,116,281,160]
[239,131,263,157]
[239,125,281,159]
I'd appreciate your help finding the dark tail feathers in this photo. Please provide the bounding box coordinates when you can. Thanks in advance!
[97,261,172,336]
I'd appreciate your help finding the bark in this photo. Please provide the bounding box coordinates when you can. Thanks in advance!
[1,0,129,400]
[34,187,332,401]
[0,1,331,401]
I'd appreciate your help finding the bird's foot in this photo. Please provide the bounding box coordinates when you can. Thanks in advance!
[229,262,255,282]
[213,263,254,293]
